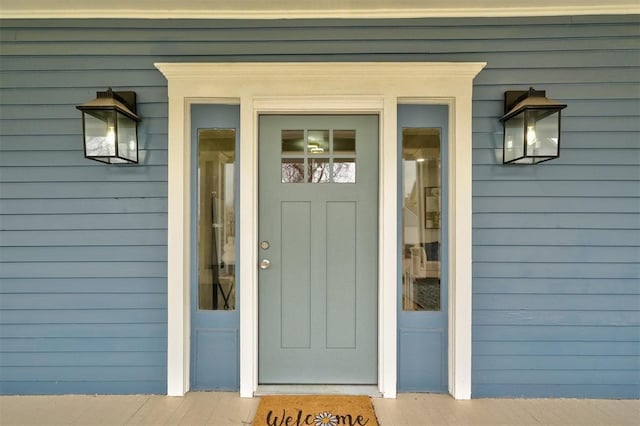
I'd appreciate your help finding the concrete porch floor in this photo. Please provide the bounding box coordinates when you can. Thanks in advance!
[0,392,638,425]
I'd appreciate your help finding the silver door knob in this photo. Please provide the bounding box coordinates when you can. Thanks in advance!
[259,259,271,270]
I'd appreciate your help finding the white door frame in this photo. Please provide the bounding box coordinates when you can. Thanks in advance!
[155,62,485,399]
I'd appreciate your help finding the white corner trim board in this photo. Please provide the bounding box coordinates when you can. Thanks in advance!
[155,62,485,399]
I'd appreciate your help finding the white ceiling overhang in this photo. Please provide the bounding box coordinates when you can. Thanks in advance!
[1,0,638,19]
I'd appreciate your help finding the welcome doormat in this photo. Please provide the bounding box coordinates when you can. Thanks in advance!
[252,395,379,426]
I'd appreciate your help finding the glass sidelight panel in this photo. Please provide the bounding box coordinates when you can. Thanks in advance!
[402,128,442,311]
[197,129,236,310]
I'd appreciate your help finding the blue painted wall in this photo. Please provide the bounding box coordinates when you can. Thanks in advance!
[0,15,638,397]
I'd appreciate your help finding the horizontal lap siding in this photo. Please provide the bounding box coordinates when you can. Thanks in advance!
[0,19,170,394]
[0,15,638,396]
[466,16,640,398]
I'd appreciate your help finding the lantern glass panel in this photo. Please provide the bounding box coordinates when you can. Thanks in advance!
[116,111,138,163]
[526,109,560,158]
[503,112,525,163]
[83,110,117,157]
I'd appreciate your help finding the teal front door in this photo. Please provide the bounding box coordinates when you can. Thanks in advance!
[258,115,378,384]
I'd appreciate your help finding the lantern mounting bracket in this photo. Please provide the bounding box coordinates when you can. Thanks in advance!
[97,88,138,115]
[504,87,546,113]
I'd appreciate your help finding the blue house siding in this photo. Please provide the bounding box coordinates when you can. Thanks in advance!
[0,28,170,392]
[468,15,640,396]
[0,15,638,397]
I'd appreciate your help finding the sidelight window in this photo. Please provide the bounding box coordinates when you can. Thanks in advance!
[401,128,442,311]
[197,129,236,310]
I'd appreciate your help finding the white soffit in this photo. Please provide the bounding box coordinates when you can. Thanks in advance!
[1,0,638,19]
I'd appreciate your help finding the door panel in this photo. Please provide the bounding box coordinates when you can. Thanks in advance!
[326,201,357,349]
[281,201,311,349]
[258,115,378,384]
[397,104,449,392]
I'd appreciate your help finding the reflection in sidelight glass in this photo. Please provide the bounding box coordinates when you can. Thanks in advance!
[402,128,441,311]
[198,129,236,310]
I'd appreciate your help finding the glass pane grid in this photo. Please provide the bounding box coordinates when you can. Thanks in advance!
[281,129,357,184]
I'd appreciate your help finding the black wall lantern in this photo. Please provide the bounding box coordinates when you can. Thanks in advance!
[500,87,567,164]
[76,88,141,164]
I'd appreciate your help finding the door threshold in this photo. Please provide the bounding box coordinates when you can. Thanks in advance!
[255,385,382,397]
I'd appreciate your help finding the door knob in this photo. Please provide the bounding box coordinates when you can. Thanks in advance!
[259,259,271,270]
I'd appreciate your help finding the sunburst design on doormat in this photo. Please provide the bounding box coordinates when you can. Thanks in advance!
[314,411,338,426]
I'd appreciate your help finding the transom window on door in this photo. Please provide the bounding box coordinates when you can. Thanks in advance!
[402,128,442,311]
[281,129,356,183]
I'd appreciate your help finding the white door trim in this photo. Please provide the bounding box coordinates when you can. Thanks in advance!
[155,62,485,399]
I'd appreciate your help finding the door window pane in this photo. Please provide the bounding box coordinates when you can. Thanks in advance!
[402,128,441,311]
[282,158,305,183]
[333,130,356,155]
[333,158,356,183]
[309,158,331,183]
[282,130,305,154]
[198,129,236,310]
[307,130,329,154]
